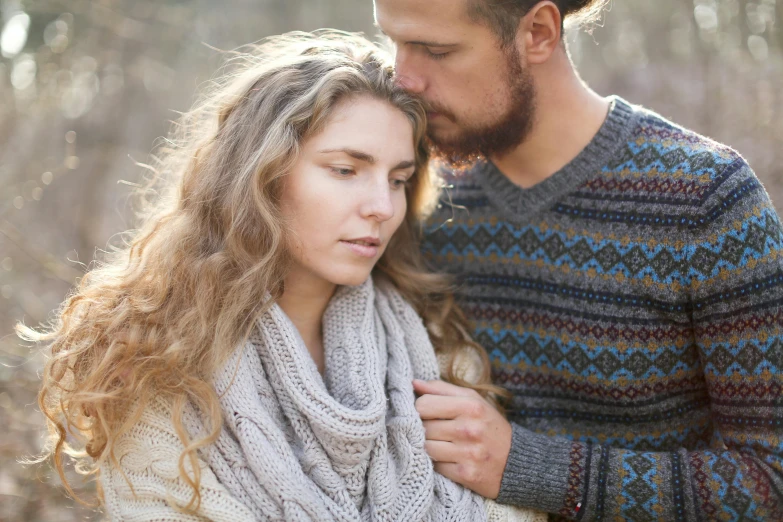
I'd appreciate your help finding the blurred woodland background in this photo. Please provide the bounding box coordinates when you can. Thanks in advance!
[0,0,781,520]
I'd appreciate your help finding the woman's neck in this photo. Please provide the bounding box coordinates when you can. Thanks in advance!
[277,272,336,374]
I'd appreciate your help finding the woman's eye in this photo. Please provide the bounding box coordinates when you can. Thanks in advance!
[391,178,409,189]
[329,166,355,176]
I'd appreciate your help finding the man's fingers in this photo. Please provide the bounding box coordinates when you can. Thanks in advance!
[423,439,459,463]
[413,379,476,398]
[415,394,476,420]
[433,461,461,483]
[422,419,457,442]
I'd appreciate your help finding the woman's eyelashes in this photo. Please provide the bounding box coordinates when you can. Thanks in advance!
[328,165,355,176]
[390,176,410,189]
[327,165,411,189]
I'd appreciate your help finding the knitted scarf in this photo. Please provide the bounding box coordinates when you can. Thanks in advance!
[182,277,491,521]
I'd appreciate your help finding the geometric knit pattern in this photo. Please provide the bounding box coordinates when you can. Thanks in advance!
[422,97,783,521]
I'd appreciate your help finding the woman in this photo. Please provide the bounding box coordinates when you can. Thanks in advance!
[21,31,545,521]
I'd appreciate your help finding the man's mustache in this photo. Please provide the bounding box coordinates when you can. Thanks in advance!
[420,100,457,122]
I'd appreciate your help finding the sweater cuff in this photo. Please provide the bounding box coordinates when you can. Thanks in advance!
[495,422,573,513]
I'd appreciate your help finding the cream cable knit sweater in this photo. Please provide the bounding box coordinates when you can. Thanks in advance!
[100,279,546,522]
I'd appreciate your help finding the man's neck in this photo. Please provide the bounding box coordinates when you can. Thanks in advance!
[489,52,610,189]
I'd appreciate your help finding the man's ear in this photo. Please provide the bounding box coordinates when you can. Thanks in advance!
[515,1,562,65]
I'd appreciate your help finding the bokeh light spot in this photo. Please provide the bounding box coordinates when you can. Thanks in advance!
[0,12,30,59]
[748,35,769,61]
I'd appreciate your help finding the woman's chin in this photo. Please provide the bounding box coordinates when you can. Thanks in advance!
[332,273,373,288]
[324,266,374,288]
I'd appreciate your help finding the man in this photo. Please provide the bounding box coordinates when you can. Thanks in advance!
[375,0,783,520]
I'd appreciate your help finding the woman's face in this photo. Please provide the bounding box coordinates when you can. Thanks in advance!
[280,95,416,291]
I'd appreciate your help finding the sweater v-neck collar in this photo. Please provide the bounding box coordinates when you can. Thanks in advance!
[476,95,638,224]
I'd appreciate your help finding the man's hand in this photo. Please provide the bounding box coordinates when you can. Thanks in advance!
[413,379,512,499]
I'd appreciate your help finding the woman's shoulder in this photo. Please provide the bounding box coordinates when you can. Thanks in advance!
[100,395,254,521]
[108,395,182,473]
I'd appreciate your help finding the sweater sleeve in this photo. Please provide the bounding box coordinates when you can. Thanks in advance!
[496,161,783,521]
[100,396,256,522]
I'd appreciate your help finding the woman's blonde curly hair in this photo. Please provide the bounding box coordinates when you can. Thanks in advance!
[18,30,505,513]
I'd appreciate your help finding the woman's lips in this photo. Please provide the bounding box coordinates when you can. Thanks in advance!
[340,240,379,258]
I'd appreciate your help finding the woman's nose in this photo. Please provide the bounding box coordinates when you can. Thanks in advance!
[361,182,395,222]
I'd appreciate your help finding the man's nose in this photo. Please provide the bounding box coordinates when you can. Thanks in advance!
[394,51,426,94]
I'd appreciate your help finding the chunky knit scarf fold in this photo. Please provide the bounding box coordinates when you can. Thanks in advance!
[183,278,490,521]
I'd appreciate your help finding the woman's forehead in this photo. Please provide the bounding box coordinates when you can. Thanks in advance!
[304,97,415,164]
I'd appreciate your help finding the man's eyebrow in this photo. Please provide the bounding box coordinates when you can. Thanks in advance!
[376,27,456,48]
[409,40,458,48]
[319,148,377,163]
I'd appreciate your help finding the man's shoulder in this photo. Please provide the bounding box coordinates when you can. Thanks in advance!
[608,97,755,205]
[619,99,749,177]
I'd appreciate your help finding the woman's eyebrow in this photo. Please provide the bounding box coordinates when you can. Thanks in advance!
[392,160,416,171]
[319,148,414,171]
[319,148,376,163]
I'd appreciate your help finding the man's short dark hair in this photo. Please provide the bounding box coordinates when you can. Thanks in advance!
[466,0,609,47]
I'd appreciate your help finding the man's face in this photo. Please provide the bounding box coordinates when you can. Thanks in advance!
[375,0,537,162]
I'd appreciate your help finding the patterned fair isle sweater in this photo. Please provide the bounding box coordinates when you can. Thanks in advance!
[421,96,783,521]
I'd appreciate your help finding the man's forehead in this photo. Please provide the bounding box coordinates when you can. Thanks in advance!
[374,0,471,38]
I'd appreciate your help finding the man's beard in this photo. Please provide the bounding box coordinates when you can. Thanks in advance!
[427,48,536,168]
